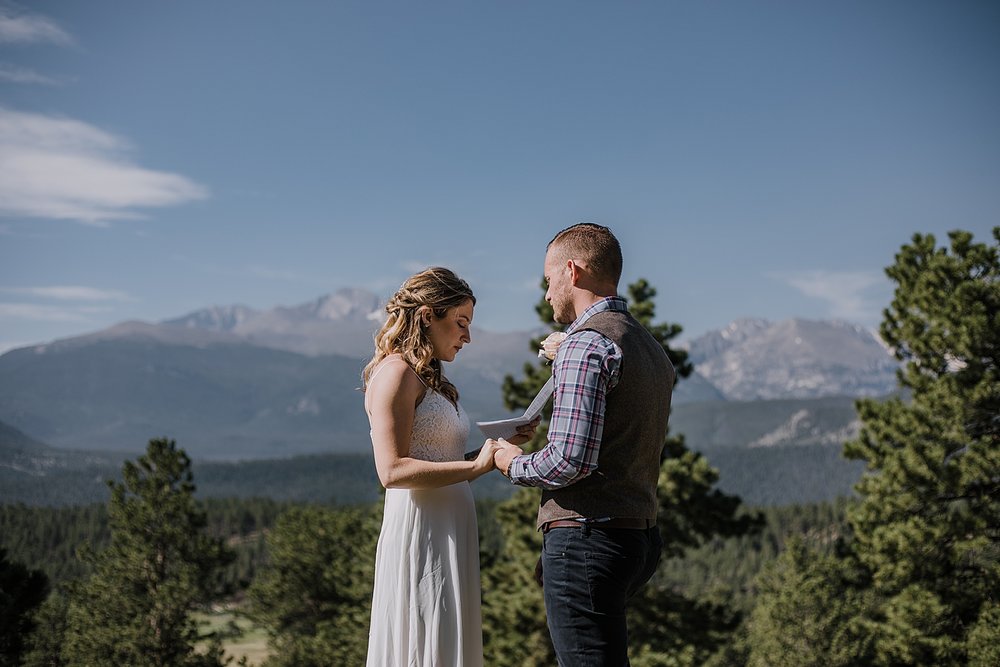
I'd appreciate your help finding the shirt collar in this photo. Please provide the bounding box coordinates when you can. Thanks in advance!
[567,296,628,333]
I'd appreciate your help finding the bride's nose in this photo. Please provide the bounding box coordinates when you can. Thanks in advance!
[462,328,471,344]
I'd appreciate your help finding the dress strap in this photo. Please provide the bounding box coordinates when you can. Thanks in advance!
[368,358,404,386]
[365,357,428,411]
[370,357,428,387]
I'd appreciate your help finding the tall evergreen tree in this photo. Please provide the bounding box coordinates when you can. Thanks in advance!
[62,438,233,667]
[482,278,758,665]
[0,547,49,667]
[247,504,380,666]
[842,227,1000,665]
[21,589,69,667]
[745,539,874,667]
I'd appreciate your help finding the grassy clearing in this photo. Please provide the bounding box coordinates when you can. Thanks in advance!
[194,609,270,666]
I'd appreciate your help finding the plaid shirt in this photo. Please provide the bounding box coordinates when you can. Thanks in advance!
[508,297,625,489]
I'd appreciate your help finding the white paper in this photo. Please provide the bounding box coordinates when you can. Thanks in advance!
[476,377,554,440]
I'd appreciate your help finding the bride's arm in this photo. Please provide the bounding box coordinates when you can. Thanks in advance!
[367,361,496,489]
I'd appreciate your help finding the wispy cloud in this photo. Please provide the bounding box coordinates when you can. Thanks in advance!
[0,4,73,45]
[0,302,112,322]
[0,285,133,326]
[772,269,886,323]
[0,62,63,84]
[0,107,209,225]
[0,286,133,301]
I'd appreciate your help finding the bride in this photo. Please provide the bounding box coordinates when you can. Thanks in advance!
[361,267,530,666]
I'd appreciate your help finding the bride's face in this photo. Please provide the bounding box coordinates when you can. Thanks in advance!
[425,299,474,362]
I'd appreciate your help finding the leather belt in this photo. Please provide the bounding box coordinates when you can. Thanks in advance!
[542,517,653,533]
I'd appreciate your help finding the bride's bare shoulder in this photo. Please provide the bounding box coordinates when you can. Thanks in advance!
[368,355,424,398]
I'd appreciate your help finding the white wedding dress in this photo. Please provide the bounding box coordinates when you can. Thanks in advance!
[366,367,484,666]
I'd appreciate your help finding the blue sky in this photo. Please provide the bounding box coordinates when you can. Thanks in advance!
[1,1,997,353]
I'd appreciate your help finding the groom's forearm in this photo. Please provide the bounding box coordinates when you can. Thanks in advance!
[506,440,598,490]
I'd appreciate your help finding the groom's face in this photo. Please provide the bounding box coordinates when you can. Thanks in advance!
[544,247,575,325]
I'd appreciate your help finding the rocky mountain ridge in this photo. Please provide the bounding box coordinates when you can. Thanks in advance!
[0,288,899,460]
[682,317,897,400]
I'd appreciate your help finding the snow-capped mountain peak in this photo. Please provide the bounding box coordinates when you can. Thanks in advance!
[293,288,382,321]
[164,304,257,332]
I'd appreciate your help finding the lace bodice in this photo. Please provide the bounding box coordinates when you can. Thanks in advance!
[366,359,471,463]
[409,390,470,462]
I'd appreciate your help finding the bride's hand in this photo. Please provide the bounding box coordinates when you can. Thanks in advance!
[493,440,523,477]
[506,416,541,446]
[472,439,500,475]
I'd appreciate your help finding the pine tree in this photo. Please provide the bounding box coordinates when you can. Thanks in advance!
[21,589,69,667]
[0,547,49,667]
[61,438,233,667]
[843,228,1000,665]
[247,504,380,666]
[482,278,759,665]
[745,539,874,667]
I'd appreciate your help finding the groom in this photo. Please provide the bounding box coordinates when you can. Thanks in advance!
[494,223,674,666]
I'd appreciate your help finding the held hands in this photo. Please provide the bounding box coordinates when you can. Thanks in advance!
[491,439,524,478]
[472,439,501,476]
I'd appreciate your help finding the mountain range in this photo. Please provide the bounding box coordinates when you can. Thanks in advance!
[0,287,898,462]
[683,317,898,400]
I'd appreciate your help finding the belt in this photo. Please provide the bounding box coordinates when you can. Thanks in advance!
[542,517,654,533]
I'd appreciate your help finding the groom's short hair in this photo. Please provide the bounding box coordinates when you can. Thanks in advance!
[548,223,623,286]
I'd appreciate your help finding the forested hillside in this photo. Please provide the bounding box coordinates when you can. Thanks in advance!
[0,440,865,508]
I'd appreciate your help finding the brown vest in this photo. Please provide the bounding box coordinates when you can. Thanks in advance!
[536,309,675,529]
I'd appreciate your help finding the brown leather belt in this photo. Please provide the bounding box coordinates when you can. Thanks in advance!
[542,518,653,532]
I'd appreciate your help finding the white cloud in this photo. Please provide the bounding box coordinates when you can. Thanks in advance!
[0,107,209,225]
[772,269,886,322]
[0,5,72,45]
[0,284,132,327]
[0,302,106,322]
[0,62,62,84]
[0,286,133,301]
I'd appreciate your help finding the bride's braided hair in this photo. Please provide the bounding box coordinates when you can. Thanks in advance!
[362,267,475,405]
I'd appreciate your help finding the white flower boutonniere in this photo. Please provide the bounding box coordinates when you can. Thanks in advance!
[537,331,568,361]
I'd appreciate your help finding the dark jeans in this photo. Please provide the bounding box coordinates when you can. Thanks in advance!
[542,525,662,667]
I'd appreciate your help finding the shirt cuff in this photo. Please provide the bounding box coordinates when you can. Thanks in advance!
[507,456,527,485]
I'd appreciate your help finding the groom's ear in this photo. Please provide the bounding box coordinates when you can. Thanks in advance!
[567,259,585,286]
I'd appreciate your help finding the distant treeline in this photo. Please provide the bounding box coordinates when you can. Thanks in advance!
[656,497,851,614]
[0,497,294,592]
[2,441,863,508]
[0,494,848,607]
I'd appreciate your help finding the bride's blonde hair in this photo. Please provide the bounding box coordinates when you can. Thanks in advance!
[362,267,475,405]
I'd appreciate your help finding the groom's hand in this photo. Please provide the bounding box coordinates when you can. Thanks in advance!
[506,416,541,446]
[493,440,523,478]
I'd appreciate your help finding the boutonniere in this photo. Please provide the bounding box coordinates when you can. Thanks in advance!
[537,331,568,361]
